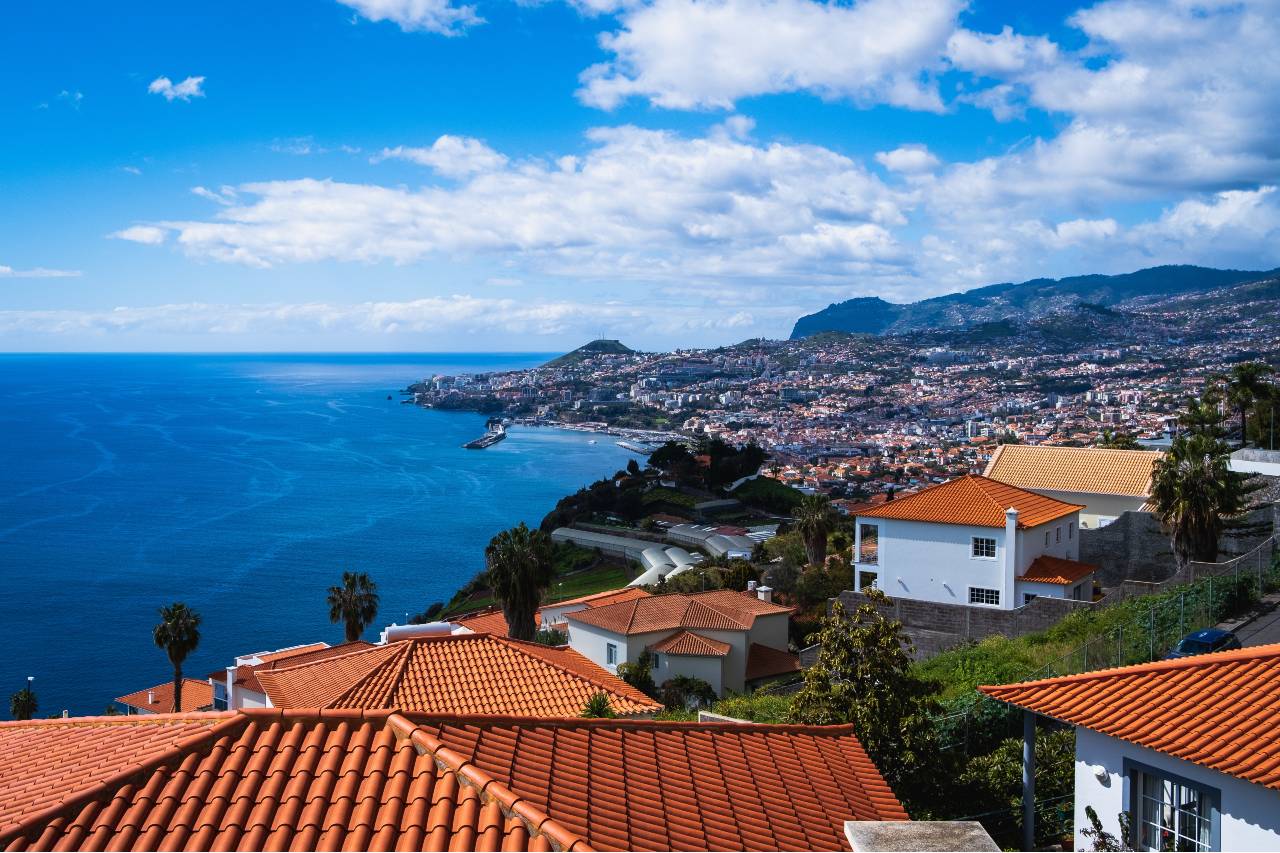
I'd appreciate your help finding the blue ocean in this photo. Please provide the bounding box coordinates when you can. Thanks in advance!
[0,354,633,716]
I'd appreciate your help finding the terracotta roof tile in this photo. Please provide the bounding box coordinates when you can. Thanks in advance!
[745,643,802,681]
[567,590,791,636]
[0,710,906,852]
[855,474,1084,529]
[113,678,213,713]
[255,634,662,718]
[1018,555,1098,585]
[984,444,1162,497]
[650,630,732,657]
[208,641,377,692]
[456,588,654,636]
[980,643,1280,789]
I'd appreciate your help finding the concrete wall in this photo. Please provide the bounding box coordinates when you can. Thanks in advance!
[1075,727,1280,851]
[748,612,791,651]
[835,589,1094,660]
[653,653,723,696]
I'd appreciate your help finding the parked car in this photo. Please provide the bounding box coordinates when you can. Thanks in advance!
[1166,628,1242,659]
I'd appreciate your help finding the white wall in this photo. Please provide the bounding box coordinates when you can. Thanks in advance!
[567,621,631,672]
[747,612,790,651]
[854,517,1011,608]
[1018,518,1081,566]
[1032,489,1146,529]
[1074,728,1280,851]
[568,620,751,694]
[653,653,723,696]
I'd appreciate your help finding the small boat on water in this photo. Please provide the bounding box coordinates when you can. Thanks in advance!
[588,439,597,444]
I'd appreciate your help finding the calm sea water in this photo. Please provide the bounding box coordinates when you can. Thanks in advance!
[0,354,633,715]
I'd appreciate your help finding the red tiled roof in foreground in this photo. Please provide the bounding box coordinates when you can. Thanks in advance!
[855,474,1084,529]
[113,678,213,713]
[254,633,662,717]
[0,709,907,852]
[980,643,1280,790]
[1018,555,1098,585]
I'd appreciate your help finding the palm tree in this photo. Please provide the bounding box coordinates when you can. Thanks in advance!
[1224,362,1275,445]
[153,603,201,713]
[794,494,835,567]
[485,522,554,641]
[1150,433,1252,570]
[10,680,37,721]
[327,572,380,642]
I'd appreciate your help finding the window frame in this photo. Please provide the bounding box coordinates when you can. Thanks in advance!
[968,586,1001,607]
[858,570,878,591]
[1056,526,1062,543]
[1123,758,1221,852]
[606,643,618,666]
[971,536,997,560]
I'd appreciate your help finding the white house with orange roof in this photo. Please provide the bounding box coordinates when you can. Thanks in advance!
[983,644,1280,851]
[853,474,1096,611]
[564,588,797,695]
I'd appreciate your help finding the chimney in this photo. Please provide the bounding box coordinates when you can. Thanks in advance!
[747,580,758,592]
[147,689,156,705]
[757,585,773,603]
[1004,507,1019,607]
[225,666,237,710]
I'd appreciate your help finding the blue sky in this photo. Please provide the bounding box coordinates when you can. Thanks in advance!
[2,0,1278,351]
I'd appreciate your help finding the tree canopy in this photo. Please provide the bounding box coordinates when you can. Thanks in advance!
[153,602,202,713]
[327,571,380,643]
[485,522,555,641]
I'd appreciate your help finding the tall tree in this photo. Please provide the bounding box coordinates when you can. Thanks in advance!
[789,592,942,809]
[153,602,201,714]
[327,571,380,642]
[1097,429,1140,450]
[794,493,835,566]
[485,522,554,641]
[9,682,37,721]
[1223,361,1275,445]
[1150,433,1254,570]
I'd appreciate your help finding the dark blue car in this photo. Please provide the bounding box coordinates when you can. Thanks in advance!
[1166,628,1242,659]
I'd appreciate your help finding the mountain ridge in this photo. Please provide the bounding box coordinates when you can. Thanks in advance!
[790,265,1278,338]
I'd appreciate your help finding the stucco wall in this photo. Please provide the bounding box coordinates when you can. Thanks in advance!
[567,621,631,672]
[1031,489,1147,530]
[653,653,723,696]
[1074,728,1280,851]
[748,612,791,651]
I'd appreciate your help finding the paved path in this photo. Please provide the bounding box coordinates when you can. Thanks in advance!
[1222,592,1280,647]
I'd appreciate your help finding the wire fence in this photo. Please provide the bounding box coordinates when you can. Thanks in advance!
[956,794,1074,850]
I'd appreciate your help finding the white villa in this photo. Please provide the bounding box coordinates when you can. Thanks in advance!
[853,474,1097,610]
[564,587,798,696]
[983,644,1280,852]
[983,444,1162,529]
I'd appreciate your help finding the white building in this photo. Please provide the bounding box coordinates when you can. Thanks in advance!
[565,588,797,695]
[983,644,1280,851]
[853,474,1096,610]
[983,444,1162,529]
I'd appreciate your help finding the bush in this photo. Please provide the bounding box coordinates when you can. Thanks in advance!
[616,650,658,698]
[660,676,717,711]
[533,627,568,646]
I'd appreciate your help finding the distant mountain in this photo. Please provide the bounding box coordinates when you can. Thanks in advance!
[543,339,635,368]
[790,265,1278,339]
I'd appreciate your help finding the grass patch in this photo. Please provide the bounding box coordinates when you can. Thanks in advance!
[641,487,696,509]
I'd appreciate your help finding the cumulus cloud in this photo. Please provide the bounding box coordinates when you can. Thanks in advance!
[0,264,81,279]
[875,145,940,174]
[110,226,168,245]
[578,0,962,110]
[147,76,206,102]
[373,136,508,177]
[338,0,481,35]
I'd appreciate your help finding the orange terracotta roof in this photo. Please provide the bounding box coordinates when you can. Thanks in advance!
[854,474,1084,529]
[0,710,907,852]
[979,643,1280,790]
[455,588,653,636]
[1018,555,1098,585]
[210,641,376,693]
[650,630,731,657]
[984,444,1162,497]
[745,643,803,681]
[113,678,213,713]
[567,589,791,636]
[255,633,662,717]
[255,641,329,663]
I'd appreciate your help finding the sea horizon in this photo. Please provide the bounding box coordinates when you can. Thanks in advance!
[0,352,634,715]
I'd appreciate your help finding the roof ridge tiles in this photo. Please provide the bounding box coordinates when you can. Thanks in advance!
[391,711,861,736]
[388,713,595,852]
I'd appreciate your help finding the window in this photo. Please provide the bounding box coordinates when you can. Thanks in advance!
[972,537,997,559]
[651,653,661,669]
[1069,521,1075,539]
[858,570,878,591]
[1045,531,1051,547]
[858,523,879,564]
[1023,593,1038,605]
[1056,526,1062,543]
[969,587,1000,606]
[606,643,617,666]
[1129,764,1218,852]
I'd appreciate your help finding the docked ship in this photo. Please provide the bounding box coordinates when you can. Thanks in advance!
[463,419,507,449]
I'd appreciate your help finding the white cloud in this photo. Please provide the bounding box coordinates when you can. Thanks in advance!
[0,265,81,279]
[57,90,84,110]
[374,136,508,177]
[578,0,962,110]
[946,26,1058,76]
[875,144,940,174]
[148,76,206,102]
[338,0,482,35]
[110,226,168,245]
[121,165,143,175]
[191,186,238,206]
